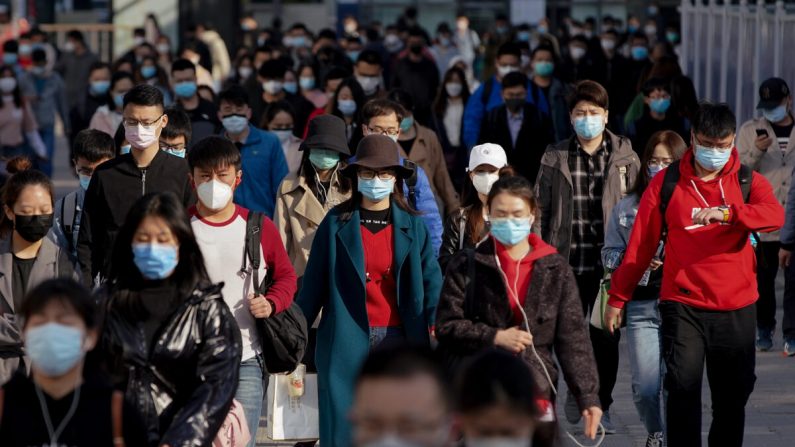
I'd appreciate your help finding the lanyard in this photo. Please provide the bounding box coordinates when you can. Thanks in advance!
[34,382,82,447]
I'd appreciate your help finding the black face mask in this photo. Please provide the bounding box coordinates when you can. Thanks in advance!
[409,44,423,55]
[14,214,54,243]
[505,98,525,112]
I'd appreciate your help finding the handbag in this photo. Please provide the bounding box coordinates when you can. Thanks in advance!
[589,269,612,330]
[266,366,320,441]
[212,399,251,447]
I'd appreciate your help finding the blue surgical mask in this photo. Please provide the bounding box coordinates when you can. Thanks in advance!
[133,242,179,280]
[763,104,788,123]
[90,80,111,96]
[694,145,732,171]
[299,77,315,91]
[666,31,679,44]
[25,323,85,377]
[2,53,18,65]
[338,99,357,116]
[358,177,395,201]
[347,50,360,62]
[78,174,92,191]
[649,97,671,114]
[648,165,664,178]
[167,148,186,158]
[573,115,605,140]
[517,31,531,42]
[491,217,533,246]
[400,117,414,133]
[174,81,197,98]
[631,46,649,61]
[309,149,340,170]
[114,93,125,109]
[222,114,249,134]
[283,81,298,95]
[31,66,46,76]
[533,61,554,77]
[120,144,131,155]
[140,65,157,79]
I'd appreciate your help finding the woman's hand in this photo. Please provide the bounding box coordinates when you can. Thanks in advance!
[494,327,533,353]
[582,406,603,439]
[248,293,273,318]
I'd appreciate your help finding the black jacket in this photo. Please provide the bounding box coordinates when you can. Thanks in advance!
[390,56,440,126]
[478,102,554,183]
[77,150,196,284]
[439,207,489,273]
[101,283,242,447]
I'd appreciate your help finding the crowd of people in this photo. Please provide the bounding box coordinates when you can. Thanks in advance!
[0,5,791,447]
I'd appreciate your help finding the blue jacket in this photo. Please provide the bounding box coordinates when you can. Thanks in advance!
[297,203,442,447]
[231,125,289,217]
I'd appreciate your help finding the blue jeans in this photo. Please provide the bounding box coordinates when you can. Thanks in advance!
[235,356,266,447]
[626,299,665,434]
[369,326,405,350]
[37,125,55,177]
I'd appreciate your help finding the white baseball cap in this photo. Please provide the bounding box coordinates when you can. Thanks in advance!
[468,143,508,171]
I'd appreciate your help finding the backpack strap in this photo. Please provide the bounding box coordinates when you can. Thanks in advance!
[242,211,265,295]
[659,160,681,240]
[111,390,124,446]
[403,159,418,209]
[59,193,78,249]
[739,164,753,203]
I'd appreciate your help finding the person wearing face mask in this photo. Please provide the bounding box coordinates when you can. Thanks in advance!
[298,63,327,109]
[354,50,386,101]
[456,350,542,447]
[297,135,442,447]
[171,58,220,146]
[52,130,115,259]
[559,35,598,84]
[478,72,553,183]
[535,80,639,433]
[187,138,297,447]
[19,49,70,177]
[431,67,471,190]
[629,78,688,153]
[0,157,80,384]
[331,78,367,146]
[0,66,47,162]
[136,54,175,106]
[275,114,353,277]
[102,191,242,446]
[602,131,686,447]
[738,78,795,355]
[528,45,572,143]
[606,103,784,447]
[159,107,192,158]
[454,14,481,72]
[225,53,254,90]
[439,143,514,271]
[262,101,303,174]
[68,62,111,147]
[218,86,288,217]
[254,59,315,138]
[77,84,196,286]
[0,279,148,446]
[54,30,99,111]
[178,40,215,91]
[350,346,455,447]
[595,30,632,134]
[390,27,440,127]
[2,40,23,76]
[88,71,134,137]
[436,176,603,445]
[430,23,461,83]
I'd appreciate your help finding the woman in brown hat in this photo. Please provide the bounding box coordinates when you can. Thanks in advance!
[296,134,443,447]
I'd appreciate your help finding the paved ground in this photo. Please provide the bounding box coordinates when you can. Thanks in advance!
[51,131,795,447]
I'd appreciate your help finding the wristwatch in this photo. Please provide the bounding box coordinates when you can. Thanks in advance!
[718,205,731,223]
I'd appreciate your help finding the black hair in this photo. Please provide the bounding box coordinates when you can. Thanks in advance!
[218,85,250,108]
[497,42,522,59]
[66,29,85,43]
[170,58,197,75]
[433,66,471,117]
[318,29,337,41]
[603,29,620,39]
[501,72,528,90]
[297,62,318,87]
[254,45,273,56]
[323,66,351,87]
[89,61,111,76]
[531,44,555,60]
[109,71,134,112]
[161,107,192,145]
[2,39,17,53]
[567,80,609,111]
[0,65,23,108]
[357,345,451,409]
[32,48,46,63]
[123,84,164,111]
[331,77,366,122]
[113,122,126,156]
[630,32,650,44]
[261,100,296,129]
[387,88,415,114]
[108,192,210,300]
[356,49,383,67]
[630,130,687,197]
[455,349,540,417]
[72,129,116,163]
[569,35,588,46]
[258,59,287,80]
[642,77,671,96]
[361,99,406,125]
[407,25,426,40]
[188,136,242,172]
[20,279,97,330]
[693,101,737,139]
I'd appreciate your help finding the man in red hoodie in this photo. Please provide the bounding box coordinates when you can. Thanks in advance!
[605,103,784,447]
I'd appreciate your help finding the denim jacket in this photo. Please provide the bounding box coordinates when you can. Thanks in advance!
[601,193,653,286]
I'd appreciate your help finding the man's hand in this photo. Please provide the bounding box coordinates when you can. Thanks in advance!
[494,327,533,353]
[692,208,725,226]
[780,248,792,269]
[755,134,773,152]
[248,293,273,318]
[603,304,623,335]
[582,406,603,439]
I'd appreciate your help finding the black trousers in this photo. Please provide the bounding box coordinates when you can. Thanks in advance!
[575,270,620,412]
[661,301,756,447]
[755,241,780,331]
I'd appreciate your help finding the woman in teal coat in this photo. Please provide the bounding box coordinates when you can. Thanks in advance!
[298,134,443,447]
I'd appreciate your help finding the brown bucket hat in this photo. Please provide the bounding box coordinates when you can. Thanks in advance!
[342,134,414,179]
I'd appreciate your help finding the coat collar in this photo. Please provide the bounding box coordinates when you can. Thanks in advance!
[0,235,59,312]
[286,171,348,225]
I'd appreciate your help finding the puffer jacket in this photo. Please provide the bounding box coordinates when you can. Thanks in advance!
[101,283,242,447]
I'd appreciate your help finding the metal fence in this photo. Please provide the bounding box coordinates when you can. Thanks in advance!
[680,0,795,123]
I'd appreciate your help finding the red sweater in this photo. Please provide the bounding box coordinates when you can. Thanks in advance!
[609,149,784,311]
[495,234,558,325]
[362,225,401,326]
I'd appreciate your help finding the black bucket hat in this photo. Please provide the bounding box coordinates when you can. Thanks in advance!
[299,115,351,155]
[342,134,414,179]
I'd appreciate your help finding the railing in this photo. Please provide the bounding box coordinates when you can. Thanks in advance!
[680,0,795,123]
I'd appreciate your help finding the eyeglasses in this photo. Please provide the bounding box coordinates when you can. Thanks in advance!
[365,125,399,137]
[694,135,734,151]
[359,169,395,180]
[123,113,164,129]
[160,142,185,152]
[648,158,672,168]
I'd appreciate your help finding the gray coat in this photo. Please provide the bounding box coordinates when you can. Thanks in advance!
[535,130,640,260]
[0,233,79,384]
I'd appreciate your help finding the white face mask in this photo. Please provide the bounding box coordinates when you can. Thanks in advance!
[0,77,17,93]
[472,172,500,195]
[273,129,293,145]
[497,65,519,77]
[466,437,532,447]
[569,46,586,60]
[356,75,380,95]
[445,82,463,97]
[197,179,234,211]
[263,80,283,95]
[238,66,253,79]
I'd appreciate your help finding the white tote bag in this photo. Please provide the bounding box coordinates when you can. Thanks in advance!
[267,369,320,441]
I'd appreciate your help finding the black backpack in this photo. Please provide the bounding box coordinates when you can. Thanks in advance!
[403,159,418,209]
[243,211,308,374]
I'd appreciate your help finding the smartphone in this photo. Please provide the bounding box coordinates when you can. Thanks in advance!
[756,129,769,137]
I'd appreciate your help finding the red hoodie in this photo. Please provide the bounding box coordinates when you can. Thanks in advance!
[609,148,784,311]
[495,234,558,324]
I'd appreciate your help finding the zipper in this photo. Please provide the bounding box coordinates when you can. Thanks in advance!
[141,169,147,196]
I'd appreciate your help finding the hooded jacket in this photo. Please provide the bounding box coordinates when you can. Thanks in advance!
[436,236,599,411]
[608,149,784,311]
